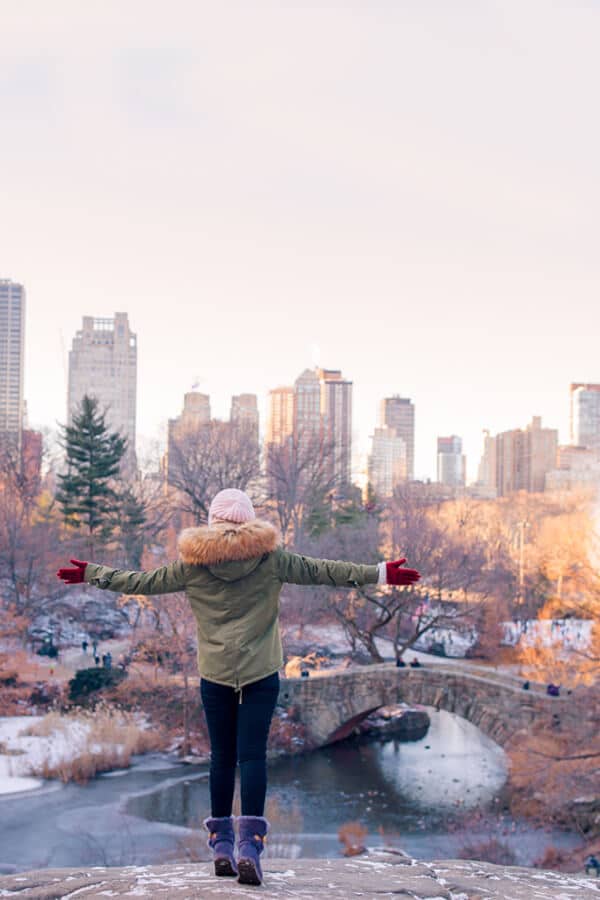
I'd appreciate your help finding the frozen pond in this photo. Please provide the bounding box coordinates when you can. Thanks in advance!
[0,710,581,872]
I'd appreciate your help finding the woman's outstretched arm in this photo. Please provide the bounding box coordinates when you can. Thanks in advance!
[57,558,187,595]
[274,550,420,588]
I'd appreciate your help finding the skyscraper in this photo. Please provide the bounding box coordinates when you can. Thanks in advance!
[477,430,497,497]
[294,369,321,441]
[437,436,466,488]
[165,391,211,485]
[264,386,294,494]
[265,368,353,490]
[170,391,211,437]
[380,396,415,480]
[546,444,600,492]
[571,384,600,453]
[0,279,26,448]
[479,417,557,496]
[525,416,559,493]
[230,394,259,445]
[368,426,407,497]
[266,387,294,447]
[317,368,353,486]
[68,313,138,469]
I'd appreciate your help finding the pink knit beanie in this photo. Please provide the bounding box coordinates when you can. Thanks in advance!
[208,489,256,526]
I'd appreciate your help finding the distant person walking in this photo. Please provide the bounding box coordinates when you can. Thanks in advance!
[58,488,420,886]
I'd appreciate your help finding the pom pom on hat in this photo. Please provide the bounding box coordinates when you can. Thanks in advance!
[208,489,256,526]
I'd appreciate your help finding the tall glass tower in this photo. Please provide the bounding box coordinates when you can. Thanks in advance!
[0,279,26,448]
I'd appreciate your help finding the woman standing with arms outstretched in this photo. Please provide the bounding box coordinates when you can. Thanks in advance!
[57,488,420,886]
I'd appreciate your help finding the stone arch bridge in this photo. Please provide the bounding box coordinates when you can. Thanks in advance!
[278,663,572,750]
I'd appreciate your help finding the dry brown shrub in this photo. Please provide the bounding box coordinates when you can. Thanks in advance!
[0,685,34,716]
[338,821,368,857]
[108,675,205,739]
[458,838,517,866]
[517,639,594,689]
[20,710,65,738]
[508,688,599,834]
[114,674,210,758]
[3,649,49,682]
[534,845,572,871]
[24,704,165,784]
[268,711,307,754]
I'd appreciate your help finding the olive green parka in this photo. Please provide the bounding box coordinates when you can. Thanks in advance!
[84,519,379,689]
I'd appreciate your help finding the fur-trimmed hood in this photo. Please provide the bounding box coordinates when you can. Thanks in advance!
[178,519,280,569]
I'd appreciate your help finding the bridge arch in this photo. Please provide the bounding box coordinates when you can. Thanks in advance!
[278,663,567,750]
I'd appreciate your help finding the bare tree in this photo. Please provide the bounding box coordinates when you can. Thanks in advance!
[508,681,599,841]
[265,432,339,544]
[392,590,484,660]
[0,440,65,645]
[125,590,198,756]
[379,485,505,659]
[295,518,389,660]
[107,473,172,568]
[166,421,261,521]
[282,503,485,664]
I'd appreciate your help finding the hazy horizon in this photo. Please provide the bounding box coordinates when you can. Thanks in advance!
[2,1,599,480]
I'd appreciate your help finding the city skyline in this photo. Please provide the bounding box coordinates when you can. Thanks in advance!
[5,287,597,485]
[4,281,600,496]
[14,276,593,482]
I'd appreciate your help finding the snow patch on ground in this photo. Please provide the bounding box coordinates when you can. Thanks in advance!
[0,715,91,796]
[0,716,45,795]
[294,624,457,664]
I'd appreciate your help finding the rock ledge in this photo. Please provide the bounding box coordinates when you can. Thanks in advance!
[1,853,599,899]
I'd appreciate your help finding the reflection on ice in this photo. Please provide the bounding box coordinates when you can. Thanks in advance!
[377,708,508,809]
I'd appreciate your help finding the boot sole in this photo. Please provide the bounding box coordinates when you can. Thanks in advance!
[237,857,262,886]
[215,857,237,877]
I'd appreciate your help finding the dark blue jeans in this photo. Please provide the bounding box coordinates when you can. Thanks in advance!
[200,672,280,817]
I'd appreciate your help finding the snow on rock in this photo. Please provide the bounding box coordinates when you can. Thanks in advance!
[0,855,599,898]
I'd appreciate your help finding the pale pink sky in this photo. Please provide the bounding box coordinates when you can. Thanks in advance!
[2,1,599,480]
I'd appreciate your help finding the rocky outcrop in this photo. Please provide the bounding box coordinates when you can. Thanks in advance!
[0,853,598,898]
[360,705,430,741]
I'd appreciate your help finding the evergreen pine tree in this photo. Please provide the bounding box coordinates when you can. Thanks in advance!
[57,395,127,554]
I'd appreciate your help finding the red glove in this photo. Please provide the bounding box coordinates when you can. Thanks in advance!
[56,559,88,584]
[386,558,420,586]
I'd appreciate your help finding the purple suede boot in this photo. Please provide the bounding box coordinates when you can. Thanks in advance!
[203,816,238,877]
[236,816,269,885]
